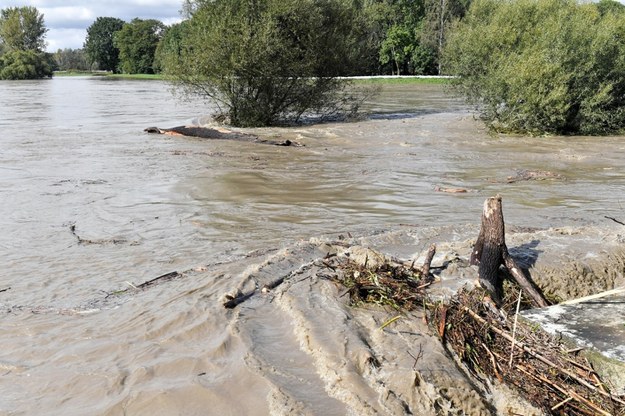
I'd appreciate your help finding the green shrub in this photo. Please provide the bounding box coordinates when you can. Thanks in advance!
[444,0,625,135]
[0,49,52,79]
[162,0,370,127]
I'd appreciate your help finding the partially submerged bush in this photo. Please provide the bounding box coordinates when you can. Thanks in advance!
[0,50,52,80]
[444,0,625,135]
[161,0,371,127]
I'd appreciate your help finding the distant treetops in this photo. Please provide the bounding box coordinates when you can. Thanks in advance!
[84,17,165,74]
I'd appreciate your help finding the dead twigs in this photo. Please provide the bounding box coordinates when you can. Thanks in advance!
[604,216,625,226]
[436,288,625,416]
[137,271,180,289]
[68,222,129,246]
[223,260,317,309]
[332,255,428,311]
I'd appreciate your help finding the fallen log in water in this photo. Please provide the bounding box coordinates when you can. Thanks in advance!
[144,126,302,146]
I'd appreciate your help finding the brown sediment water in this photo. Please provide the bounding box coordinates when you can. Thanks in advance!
[1,78,625,415]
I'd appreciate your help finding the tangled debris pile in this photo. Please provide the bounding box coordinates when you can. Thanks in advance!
[436,288,625,416]
[330,256,429,311]
[324,195,625,415]
[330,252,625,415]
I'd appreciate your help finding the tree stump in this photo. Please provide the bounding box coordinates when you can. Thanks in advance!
[471,196,549,308]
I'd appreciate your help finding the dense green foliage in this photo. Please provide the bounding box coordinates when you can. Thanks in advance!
[114,18,165,74]
[0,49,52,79]
[0,6,51,79]
[162,0,370,127]
[444,0,625,135]
[173,0,461,78]
[153,22,187,74]
[361,0,468,75]
[0,7,47,52]
[53,48,90,71]
[84,17,125,72]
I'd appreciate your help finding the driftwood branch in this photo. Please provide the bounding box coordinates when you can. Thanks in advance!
[223,260,317,309]
[137,271,180,289]
[421,243,437,280]
[605,216,625,226]
[223,290,256,309]
[471,196,549,308]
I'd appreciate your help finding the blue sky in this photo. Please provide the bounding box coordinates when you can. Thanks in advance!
[0,0,183,51]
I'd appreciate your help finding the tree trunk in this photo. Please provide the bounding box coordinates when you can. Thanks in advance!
[471,196,549,308]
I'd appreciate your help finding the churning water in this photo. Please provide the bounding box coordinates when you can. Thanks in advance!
[1,77,624,415]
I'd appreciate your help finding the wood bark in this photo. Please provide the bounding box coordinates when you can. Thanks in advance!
[471,196,549,308]
[421,243,437,280]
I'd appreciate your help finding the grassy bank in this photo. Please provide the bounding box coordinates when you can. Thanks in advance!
[104,73,164,80]
[350,76,453,85]
[54,71,107,77]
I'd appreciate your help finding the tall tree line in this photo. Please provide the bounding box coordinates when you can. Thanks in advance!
[81,0,470,76]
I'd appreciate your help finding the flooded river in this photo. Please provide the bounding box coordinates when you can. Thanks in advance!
[1,77,624,415]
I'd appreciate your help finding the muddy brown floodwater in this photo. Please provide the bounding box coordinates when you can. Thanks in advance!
[1,77,625,415]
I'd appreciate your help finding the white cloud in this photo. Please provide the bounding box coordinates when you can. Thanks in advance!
[40,6,95,28]
[46,27,87,51]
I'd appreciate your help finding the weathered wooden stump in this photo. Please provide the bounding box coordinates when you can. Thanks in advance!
[470,196,549,308]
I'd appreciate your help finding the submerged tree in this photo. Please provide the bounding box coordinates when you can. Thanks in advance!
[0,49,53,79]
[84,17,125,72]
[161,0,371,127]
[444,0,625,135]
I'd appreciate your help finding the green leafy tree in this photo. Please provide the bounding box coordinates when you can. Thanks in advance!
[0,6,47,52]
[596,0,625,16]
[114,18,165,74]
[0,49,52,79]
[163,0,370,127]
[422,0,470,74]
[84,17,125,72]
[154,22,188,74]
[0,6,51,79]
[444,0,625,135]
[363,0,438,75]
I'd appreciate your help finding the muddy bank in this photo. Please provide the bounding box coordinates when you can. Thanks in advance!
[1,222,624,414]
[197,224,625,414]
